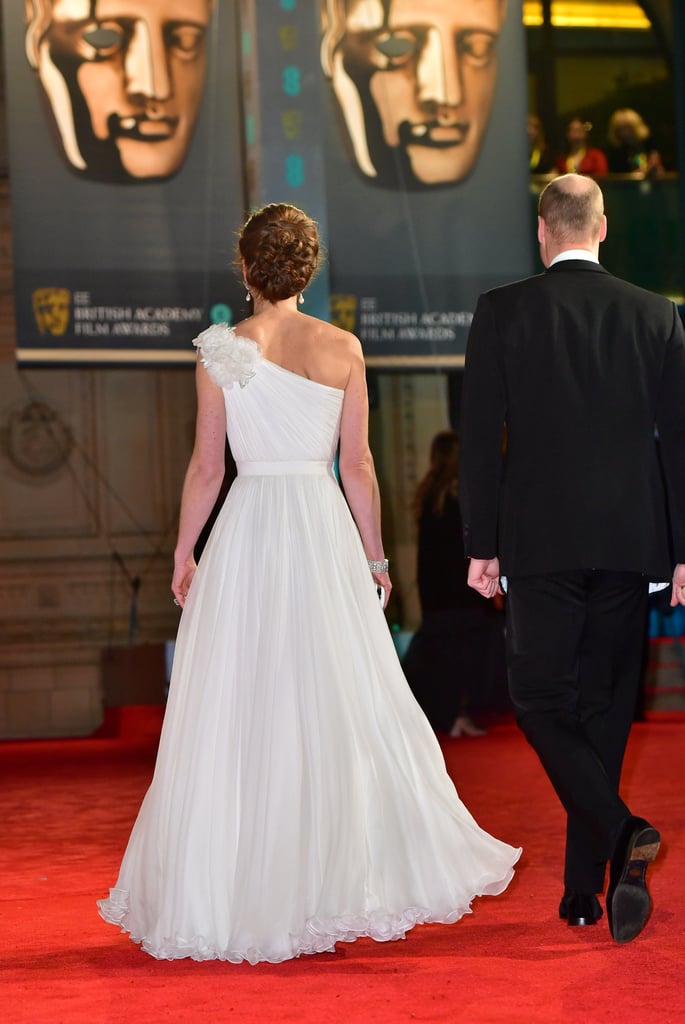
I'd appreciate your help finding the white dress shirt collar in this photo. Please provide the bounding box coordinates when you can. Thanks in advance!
[550,249,600,266]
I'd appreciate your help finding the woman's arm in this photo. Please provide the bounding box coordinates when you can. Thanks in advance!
[337,339,392,605]
[171,360,227,607]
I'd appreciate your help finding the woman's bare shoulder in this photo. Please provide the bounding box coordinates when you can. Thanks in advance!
[331,326,363,354]
[319,322,365,374]
[309,317,362,353]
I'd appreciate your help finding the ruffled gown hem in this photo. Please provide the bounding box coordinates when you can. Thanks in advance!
[97,864,517,964]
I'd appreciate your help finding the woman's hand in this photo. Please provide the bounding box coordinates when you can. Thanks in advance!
[371,570,392,610]
[172,557,197,609]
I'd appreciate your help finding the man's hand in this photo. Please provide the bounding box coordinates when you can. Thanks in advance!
[671,563,685,607]
[467,557,502,599]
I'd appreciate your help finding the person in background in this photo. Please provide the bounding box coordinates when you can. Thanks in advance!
[528,114,555,175]
[606,109,664,179]
[556,116,608,176]
[402,429,503,737]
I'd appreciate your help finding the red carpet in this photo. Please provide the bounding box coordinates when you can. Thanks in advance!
[2,707,684,1023]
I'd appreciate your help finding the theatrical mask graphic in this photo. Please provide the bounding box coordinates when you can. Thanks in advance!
[24,0,214,183]
[32,286,71,335]
[321,0,507,189]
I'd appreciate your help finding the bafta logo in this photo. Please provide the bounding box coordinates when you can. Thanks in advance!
[32,287,71,336]
[25,0,214,183]
[330,294,357,332]
[320,0,506,190]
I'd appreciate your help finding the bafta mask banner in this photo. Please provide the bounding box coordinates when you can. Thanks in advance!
[4,0,247,364]
[320,0,533,364]
[5,0,531,366]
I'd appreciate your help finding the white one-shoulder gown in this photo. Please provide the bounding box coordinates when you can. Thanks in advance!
[97,325,521,963]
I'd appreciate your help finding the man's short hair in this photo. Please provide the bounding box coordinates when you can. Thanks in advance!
[539,177,604,243]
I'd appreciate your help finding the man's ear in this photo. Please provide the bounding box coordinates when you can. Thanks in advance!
[599,214,608,243]
[537,216,545,245]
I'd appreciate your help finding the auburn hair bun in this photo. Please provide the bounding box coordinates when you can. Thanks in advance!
[238,204,321,302]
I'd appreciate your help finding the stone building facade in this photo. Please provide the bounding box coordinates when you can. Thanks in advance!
[0,178,198,737]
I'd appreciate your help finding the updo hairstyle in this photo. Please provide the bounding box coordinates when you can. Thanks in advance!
[238,204,321,303]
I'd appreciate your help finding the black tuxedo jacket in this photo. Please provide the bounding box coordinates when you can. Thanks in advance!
[459,260,685,579]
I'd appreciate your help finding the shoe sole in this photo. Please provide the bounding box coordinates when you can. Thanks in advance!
[609,826,661,944]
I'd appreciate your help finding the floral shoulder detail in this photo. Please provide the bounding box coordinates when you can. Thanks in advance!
[192,323,263,390]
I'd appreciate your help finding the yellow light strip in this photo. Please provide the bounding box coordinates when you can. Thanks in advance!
[523,1,651,30]
[15,348,197,364]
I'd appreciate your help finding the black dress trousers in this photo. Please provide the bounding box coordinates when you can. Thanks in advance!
[505,569,649,892]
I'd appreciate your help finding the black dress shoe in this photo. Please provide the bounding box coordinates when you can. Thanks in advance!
[607,816,661,944]
[559,892,603,926]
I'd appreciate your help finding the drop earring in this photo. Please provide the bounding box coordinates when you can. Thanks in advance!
[298,292,304,305]
[243,278,252,302]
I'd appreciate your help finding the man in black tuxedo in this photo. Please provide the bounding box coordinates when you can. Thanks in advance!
[459,173,685,943]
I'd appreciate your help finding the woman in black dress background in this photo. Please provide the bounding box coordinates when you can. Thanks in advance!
[402,430,507,736]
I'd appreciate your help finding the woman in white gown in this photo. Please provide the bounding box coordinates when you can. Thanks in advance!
[98,204,521,964]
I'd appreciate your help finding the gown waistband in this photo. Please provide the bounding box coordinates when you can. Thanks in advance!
[237,460,332,476]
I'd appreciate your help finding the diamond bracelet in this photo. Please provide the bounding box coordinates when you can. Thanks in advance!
[367,559,389,573]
